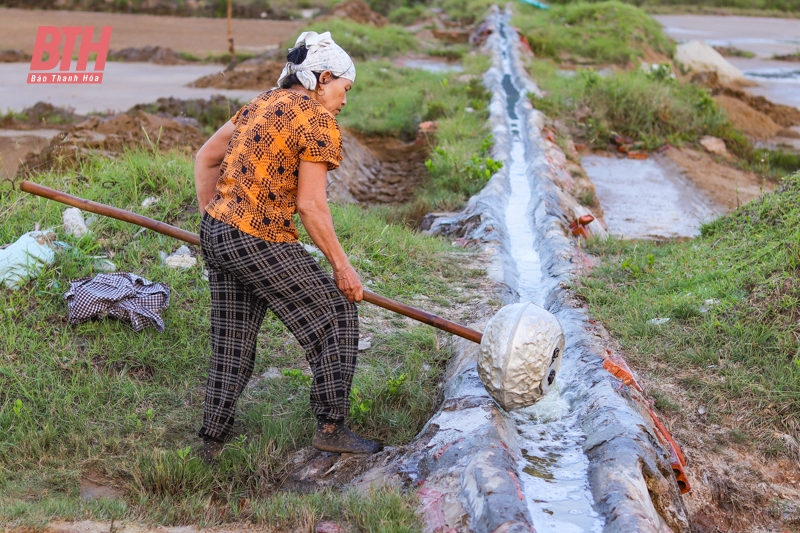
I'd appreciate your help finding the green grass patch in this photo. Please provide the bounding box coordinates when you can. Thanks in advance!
[526,59,751,152]
[388,4,430,25]
[512,1,673,66]
[578,173,800,451]
[0,148,468,527]
[285,19,417,60]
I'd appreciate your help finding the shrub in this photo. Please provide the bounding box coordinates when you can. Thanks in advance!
[529,61,734,150]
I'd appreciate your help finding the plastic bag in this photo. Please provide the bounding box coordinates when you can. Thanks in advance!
[0,231,58,290]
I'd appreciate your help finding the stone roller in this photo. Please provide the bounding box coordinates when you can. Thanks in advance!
[20,180,564,410]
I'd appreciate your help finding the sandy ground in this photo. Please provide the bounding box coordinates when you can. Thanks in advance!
[0,62,261,114]
[0,7,303,56]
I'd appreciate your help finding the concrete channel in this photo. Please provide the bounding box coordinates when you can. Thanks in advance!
[358,9,691,532]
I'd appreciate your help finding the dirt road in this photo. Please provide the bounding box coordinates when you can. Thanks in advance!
[0,62,261,114]
[0,7,303,56]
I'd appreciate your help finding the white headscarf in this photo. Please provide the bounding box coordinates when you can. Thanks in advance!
[277,31,356,91]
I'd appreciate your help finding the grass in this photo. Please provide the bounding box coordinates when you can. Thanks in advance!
[512,1,673,66]
[577,172,800,454]
[0,147,475,528]
[284,19,417,60]
[527,60,735,150]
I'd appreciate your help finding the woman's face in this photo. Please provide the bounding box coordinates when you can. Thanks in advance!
[316,71,352,116]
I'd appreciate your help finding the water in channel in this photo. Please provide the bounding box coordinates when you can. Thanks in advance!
[496,18,603,532]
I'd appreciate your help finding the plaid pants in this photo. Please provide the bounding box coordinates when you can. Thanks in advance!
[198,213,358,441]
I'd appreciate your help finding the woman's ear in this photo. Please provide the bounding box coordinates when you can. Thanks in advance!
[318,70,333,85]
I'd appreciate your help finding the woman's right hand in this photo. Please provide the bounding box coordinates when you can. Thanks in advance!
[334,265,363,303]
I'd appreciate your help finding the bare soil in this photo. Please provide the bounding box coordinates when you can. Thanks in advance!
[663,145,769,210]
[0,7,303,57]
[0,132,58,180]
[190,61,285,90]
[17,110,205,177]
[715,94,783,140]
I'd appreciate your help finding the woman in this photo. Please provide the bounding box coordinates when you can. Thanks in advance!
[193,31,381,461]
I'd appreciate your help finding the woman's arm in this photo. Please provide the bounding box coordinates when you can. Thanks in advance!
[194,121,235,216]
[296,160,363,303]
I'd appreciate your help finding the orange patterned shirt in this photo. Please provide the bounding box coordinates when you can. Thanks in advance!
[206,89,343,242]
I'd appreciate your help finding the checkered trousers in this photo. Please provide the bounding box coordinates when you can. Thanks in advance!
[198,213,358,441]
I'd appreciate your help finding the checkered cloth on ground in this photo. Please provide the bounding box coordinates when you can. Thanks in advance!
[64,273,171,332]
[198,213,358,441]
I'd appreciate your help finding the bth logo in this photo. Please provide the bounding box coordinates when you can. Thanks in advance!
[28,26,113,84]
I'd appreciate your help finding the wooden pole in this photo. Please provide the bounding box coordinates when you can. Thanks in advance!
[19,181,484,344]
[227,0,235,66]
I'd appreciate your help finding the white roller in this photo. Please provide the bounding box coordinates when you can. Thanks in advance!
[478,302,564,410]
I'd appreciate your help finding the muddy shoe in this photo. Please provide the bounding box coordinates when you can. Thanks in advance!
[312,419,383,454]
[200,436,224,464]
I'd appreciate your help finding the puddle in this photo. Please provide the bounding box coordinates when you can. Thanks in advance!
[395,57,463,73]
[496,17,603,532]
[583,155,721,239]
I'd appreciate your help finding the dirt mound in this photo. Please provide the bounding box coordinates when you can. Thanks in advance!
[18,111,204,177]
[129,95,243,131]
[720,88,800,129]
[0,102,83,130]
[108,46,187,65]
[329,0,388,26]
[0,48,31,62]
[714,95,782,140]
[189,61,284,90]
[695,72,800,128]
[774,52,800,62]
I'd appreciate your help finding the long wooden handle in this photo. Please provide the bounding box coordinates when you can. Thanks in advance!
[20,180,484,344]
